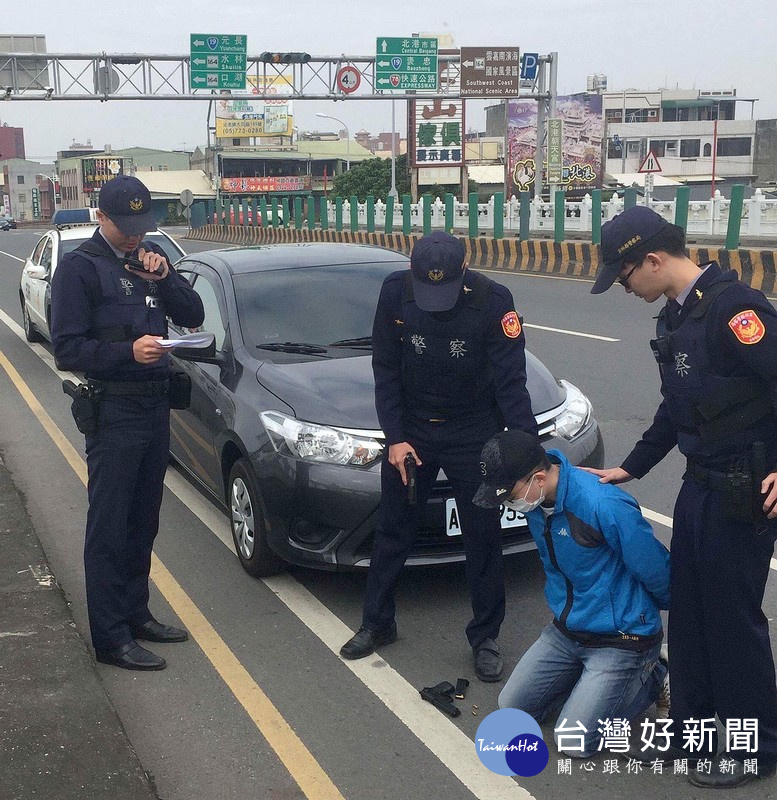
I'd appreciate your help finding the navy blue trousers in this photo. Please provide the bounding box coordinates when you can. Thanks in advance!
[362,415,505,648]
[669,477,777,763]
[84,395,170,651]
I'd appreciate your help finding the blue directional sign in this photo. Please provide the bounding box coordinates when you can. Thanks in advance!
[520,53,539,81]
[375,37,438,91]
[190,34,247,90]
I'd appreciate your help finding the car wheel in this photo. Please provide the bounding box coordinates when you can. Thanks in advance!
[228,458,284,577]
[22,303,43,343]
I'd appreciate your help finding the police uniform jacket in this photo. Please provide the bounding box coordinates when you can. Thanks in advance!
[525,451,670,647]
[51,230,204,381]
[622,262,777,477]
[372,268,537,445]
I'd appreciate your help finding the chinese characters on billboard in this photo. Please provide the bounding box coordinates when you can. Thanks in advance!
[215,76,294,138]
[507,93,603,199]
[220,176,312,193]
[82,158,127,193]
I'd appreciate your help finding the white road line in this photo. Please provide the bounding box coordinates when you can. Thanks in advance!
[0,250,24,262]
[0,306,534,800]
[523,323,619,342]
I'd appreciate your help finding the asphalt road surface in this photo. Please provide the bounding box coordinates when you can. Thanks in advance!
[1,225,775,800]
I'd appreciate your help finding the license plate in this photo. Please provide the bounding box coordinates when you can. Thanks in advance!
[445,498,526,536]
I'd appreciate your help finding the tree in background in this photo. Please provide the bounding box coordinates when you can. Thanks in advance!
[333,155,410,201]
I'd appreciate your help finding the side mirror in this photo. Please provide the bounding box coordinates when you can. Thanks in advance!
[25,264,49,280]
[172,340,223,365]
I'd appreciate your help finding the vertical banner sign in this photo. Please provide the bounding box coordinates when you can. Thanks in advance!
[547,119,563,184]
[30,187,40,220]
[412,52,464,184]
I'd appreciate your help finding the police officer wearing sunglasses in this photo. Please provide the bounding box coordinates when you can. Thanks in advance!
[588,206,777,788]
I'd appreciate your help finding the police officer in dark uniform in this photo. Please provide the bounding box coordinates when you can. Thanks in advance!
[339,231,537,681]
[51,175,204,671]
[589,206,777,788]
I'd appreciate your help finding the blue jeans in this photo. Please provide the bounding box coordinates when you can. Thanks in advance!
[498,623,665,757]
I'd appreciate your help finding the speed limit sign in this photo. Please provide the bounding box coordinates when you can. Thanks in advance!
[336,66,361,95]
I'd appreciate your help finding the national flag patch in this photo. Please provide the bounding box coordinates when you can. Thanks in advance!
[501,311,522,338]
[728,310,766,345]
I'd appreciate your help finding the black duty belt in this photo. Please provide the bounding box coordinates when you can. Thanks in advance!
[685,460,751,491]
[89,379,170,397]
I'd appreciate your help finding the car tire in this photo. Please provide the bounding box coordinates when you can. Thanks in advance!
[228,458,284,577]
[22,303,44,343]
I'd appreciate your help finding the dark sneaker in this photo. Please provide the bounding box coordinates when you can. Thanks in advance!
[339,623,398,660]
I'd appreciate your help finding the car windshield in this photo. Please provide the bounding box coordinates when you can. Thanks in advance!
[59,233,184,265]
[234,262,405,350]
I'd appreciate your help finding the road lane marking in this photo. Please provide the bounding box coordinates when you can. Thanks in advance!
[0,250,24,262]
[0,307,537,799]
[523,323,619,342]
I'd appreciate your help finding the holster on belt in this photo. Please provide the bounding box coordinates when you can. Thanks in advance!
[62,380,102,435]
[686,458,756,522]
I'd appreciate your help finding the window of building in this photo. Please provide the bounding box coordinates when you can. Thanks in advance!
[605,109,623,123]
[649,140,679,158]
[680,139,700,158]
[17,175,24,185]
[717,137,751,157]
[703,143,712,157]
[232,138,242,147]
[625,108,648,123]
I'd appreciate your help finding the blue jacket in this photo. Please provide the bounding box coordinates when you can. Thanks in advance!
[526,452,670,642]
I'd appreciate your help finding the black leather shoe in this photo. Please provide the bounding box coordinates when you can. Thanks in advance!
[340,623,398,660]
[473,638,503,682]
[688,755,776,788]
[96,641,166,671]
[130,619,189,643]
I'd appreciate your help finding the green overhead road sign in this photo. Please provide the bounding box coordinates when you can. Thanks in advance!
[189,33,247,90]
[375,37,438,91]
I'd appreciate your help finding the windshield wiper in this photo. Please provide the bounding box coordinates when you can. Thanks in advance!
[328,336,373,348]
[257,342,329,355]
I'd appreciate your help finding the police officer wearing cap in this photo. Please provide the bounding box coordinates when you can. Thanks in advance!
[588,206,777,788]
[51,175,204,671]
[339,231,537,682]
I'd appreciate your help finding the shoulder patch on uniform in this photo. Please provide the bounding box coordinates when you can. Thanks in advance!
[501,311,522,338]
[728,309,765,344]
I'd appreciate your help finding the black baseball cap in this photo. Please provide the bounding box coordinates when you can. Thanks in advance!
[98,175,157,236]
[591,206,670,294]
[410,231,466,311]
[473,430,547,509]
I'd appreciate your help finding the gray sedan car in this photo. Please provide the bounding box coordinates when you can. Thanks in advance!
[170,243,604,576]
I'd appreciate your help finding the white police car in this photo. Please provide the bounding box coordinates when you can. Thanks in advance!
[19,211,186,343]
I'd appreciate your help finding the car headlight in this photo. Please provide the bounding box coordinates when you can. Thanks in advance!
[260,411,383,467]
[553,380,593,441]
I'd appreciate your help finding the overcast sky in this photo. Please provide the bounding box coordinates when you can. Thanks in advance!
[2,0,775,163]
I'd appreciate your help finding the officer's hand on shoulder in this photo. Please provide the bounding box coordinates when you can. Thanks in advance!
[132,335,165,364]
[579,466,633,485]
[125,247,169,280]
[388,443,422,486]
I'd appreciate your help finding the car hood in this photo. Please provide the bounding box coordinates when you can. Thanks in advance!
[255,351,564,431]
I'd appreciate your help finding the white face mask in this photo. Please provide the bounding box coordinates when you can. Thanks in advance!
[503,474,545,514]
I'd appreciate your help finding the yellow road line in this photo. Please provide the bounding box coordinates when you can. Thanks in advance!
[0,349,344,800]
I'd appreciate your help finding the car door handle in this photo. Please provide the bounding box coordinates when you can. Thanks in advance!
[215,408,222,416]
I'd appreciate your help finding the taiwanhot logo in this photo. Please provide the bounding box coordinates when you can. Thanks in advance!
[475,708,549,777]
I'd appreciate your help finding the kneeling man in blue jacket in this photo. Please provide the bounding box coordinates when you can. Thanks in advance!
[474,430,670,758]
